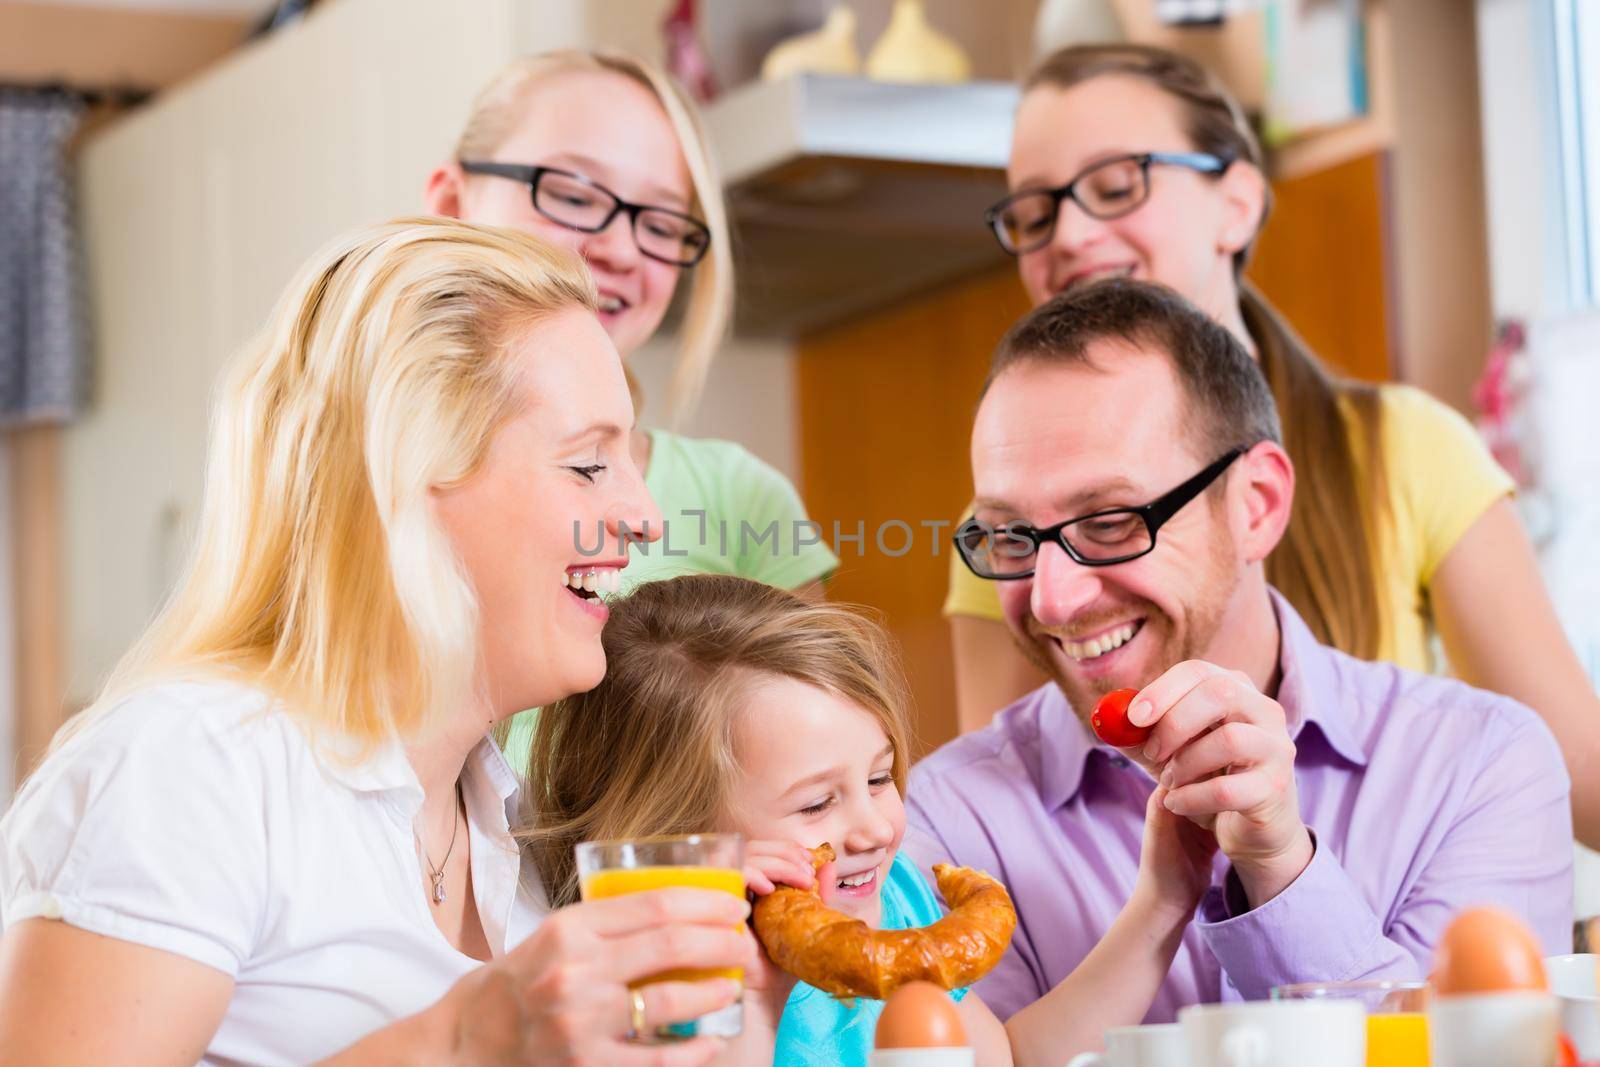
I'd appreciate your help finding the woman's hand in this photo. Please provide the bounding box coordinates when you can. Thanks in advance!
[1130,786,1217,925]
[425,887,753,1066]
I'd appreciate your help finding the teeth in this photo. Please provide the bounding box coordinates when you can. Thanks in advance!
[1071,265,1134,290]
[838,870,874,888]
[1063,622,1138,663]
[563,569,623,596]
[598,295,624,313]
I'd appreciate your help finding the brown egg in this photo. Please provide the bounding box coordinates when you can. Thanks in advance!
[1432,906,1550,995]
[875,981,968,1049]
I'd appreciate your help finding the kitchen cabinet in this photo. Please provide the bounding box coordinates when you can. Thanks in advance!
[798,267,1030,748]
[59,0,593,713]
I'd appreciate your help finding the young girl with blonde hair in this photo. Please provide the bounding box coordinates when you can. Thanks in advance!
[525,574,1219,1065]
[425,51,838,771]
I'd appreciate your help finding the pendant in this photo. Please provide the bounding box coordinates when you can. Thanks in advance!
[432,877,447,905]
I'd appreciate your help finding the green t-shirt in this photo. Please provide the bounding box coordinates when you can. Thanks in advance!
[618,428,840,590]
[501,429,838,772]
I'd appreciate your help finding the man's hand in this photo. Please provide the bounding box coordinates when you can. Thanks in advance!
[1129,660,1314,908]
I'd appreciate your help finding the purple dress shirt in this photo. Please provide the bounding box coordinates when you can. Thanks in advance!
[906,592,1573,1022]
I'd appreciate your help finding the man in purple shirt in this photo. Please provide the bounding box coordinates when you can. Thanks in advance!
[910,280,1572,1025]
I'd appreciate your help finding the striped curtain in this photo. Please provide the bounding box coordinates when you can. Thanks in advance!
[0,89,87,426]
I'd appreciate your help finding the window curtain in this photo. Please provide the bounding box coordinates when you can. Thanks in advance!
[0,88,87,801]
[0,88,88,426]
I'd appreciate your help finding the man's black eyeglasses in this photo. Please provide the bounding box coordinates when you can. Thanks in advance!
[953,448,1247,580]
[458,161,712,267]
[985,151,1230,256]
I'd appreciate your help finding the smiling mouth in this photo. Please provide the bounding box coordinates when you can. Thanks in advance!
[1063,264,1136,292]
[834,865,881,897]
[1052,619,1145,663]
[562,568,620,602]
[597,294,629,314]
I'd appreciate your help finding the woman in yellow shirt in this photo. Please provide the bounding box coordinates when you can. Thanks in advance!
[948,43,1600,846]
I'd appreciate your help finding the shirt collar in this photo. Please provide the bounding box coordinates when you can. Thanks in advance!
[1269,589,1369,768]
[470,734,521,805]
[314,732,419,795]
[313,729,520,804]
[1037,687,1128,811]
[1038,588,1367,811]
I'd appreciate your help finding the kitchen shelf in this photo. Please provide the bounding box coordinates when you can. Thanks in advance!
[704,74,1020,335]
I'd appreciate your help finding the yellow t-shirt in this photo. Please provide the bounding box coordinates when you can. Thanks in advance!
[943,384,1513,674]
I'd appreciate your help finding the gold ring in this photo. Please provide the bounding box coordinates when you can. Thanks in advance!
[627,987,648,1039]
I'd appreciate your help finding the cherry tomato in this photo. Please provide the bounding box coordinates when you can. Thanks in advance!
[1091,688,1152,748]
[1556,1033,1577,1067]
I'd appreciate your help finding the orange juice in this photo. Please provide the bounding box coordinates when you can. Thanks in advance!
[580,865,746,985]
[1365,1012,1429,1067]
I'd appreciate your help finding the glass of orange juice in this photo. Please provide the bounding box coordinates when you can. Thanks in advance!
[576,833,746,1042]
[1272,980,1431,1067]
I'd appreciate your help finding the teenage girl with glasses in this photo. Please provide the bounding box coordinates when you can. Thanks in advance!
[424,52,838,771]
[945,44,1600,848]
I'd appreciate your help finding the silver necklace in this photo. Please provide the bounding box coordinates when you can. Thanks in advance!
[417,781,462,906]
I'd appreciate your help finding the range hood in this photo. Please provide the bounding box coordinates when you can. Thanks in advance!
[704,74,1019,336]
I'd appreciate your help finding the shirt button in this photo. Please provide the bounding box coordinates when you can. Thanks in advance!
[37,894,63,920]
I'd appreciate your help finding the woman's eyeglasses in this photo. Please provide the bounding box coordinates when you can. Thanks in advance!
[985,151,1230,256]
[458,161,712,267]
[953,448,1247,580]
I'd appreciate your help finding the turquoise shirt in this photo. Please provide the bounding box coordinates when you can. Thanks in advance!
[775,851,968,1066]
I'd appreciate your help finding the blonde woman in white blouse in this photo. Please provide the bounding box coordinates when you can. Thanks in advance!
[0,218,759,1065]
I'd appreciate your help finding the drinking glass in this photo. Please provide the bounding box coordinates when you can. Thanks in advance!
[576,833,746,1042]
[1272,980,1430,1067]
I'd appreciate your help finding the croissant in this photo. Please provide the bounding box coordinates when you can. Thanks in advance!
[752,844,1017,1000]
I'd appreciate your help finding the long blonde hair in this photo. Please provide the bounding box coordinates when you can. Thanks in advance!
[59,216,596,756]
[455,49,734,426]
[1026,44,1388,660]
[521,575,913,908]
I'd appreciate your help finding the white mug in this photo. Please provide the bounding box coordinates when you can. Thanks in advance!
[870,1050,975,1067]
[1180,1000,1364,1067]
[1429,990,1558,1067]
[1066,1022,1187,1067]
[1546,953,1600,1059]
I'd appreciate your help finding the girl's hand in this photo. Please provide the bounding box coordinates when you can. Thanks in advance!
[742,840,817,897]
[740,840,819,1028]
[1131,786,1218,924]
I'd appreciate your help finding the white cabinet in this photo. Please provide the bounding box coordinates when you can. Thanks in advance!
[63,0,600,701]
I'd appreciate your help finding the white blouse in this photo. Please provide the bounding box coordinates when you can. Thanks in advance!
[0,680,549,1065]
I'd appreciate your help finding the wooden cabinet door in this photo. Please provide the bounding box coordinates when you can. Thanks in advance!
[1248,150,1396,383]
[798,267,1031,750]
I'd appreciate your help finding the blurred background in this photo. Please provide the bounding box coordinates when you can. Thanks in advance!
[1,0,1596,804]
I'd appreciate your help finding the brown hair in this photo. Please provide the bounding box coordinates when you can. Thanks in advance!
[1023,44,1387,659]
[518,575,913,908]
[455,50,733,426]
[987,278,1282,459]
